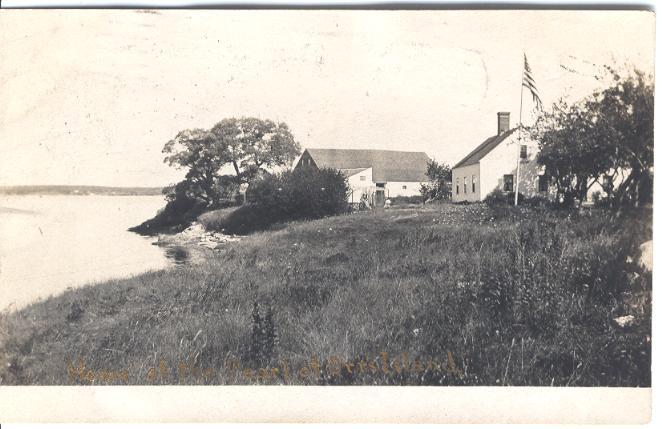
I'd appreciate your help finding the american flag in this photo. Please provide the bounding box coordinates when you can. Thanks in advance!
[522,54,543,109]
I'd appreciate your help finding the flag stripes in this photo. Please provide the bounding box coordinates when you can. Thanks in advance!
[522,54,543,109]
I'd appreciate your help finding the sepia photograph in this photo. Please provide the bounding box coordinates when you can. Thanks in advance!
[0,5,654,423]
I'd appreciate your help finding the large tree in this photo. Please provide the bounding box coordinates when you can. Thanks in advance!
[531,68,653,207]
[420,160,452,201]
[210,117,301,182]
[163,117,301,207]
[162,128,228,205]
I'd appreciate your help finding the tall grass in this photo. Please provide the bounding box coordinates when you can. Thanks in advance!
[0,204,651,386]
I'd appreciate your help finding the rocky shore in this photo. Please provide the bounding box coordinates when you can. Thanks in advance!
[155,222,241,250]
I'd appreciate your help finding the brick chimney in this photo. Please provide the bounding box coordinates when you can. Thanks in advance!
[497,112,510,135]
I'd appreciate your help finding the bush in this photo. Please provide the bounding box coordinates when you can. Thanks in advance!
[522,195,551,208]
[388,195,426,205]
[197,206,241,231]
[129,193,208,234]
[213,167,350,234]
[245,302,278,368]
[130,174,243,235]
[485,189,527,207]
[506,191,526,205]
[484,189,508,206]
[420,160,452,201]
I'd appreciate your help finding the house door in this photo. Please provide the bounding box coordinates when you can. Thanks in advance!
[375,189,385,208]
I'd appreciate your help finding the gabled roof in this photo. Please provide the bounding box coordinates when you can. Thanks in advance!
[304,148,430,182]
[340,167,371,177]
[453,128,518,169]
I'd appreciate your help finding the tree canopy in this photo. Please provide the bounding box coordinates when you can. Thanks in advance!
[420,160,452,201]
[210,118,301,180]
[531,68,653,207]
[162,117,301,206]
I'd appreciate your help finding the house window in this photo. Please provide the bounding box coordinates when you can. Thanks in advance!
[463,177,467,193]
[538,175,548,192]
[503,174,514,192]
[360,176,366,181]
[520,145,528,159]
[456,179,460,195]
[402,185,407,190]
[472,175,476,193]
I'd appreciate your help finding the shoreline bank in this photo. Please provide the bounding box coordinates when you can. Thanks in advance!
[154,222,242,250]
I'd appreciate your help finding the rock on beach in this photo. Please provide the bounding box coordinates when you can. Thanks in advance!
[156,222,241,250]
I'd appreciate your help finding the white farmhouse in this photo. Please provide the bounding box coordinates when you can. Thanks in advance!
[295,148,430,206]
[452,112,550,202]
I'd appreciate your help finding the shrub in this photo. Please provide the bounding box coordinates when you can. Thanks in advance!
[591,191,603,205]
[213,167,350,234]
[484,189,508,206]
[522,195,550,208]
[66,301,84,322]
[388,195,426,205]
[485,189,527,207]
[506,191,526,205]
[420,160,452,201]
[246,302,278,367]
[129,193,208,234]
[197,206,242,231]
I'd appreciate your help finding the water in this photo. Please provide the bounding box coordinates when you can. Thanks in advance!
[0,195,175,311]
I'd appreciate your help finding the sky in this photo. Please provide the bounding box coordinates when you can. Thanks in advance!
[0,9,655,187]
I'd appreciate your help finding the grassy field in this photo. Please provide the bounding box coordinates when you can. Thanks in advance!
[0,203,651,386]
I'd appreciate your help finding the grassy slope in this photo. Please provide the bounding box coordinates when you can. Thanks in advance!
[0,203,651,386]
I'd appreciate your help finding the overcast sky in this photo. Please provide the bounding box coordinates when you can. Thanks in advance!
[0,9,654,187]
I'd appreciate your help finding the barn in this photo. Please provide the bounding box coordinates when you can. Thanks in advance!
[295,148,430,206]
[452,112,550,202]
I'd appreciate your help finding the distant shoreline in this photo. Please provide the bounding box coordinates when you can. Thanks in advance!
[0,185,164,196]
[0,206,36,214]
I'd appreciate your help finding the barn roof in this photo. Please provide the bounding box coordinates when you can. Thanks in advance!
[339,167,371,177]
[453,128,517,169]
[304,148,430,182]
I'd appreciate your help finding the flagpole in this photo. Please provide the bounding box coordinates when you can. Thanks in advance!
[514,55,524,206]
